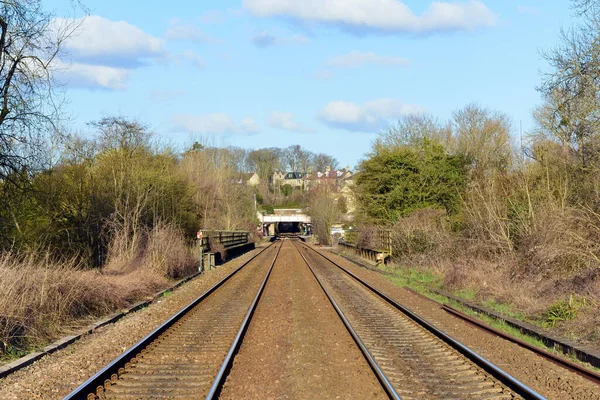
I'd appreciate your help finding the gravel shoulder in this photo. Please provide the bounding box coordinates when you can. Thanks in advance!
[0,246,266,400]
[319,245,600,400]
[220,240,386,399]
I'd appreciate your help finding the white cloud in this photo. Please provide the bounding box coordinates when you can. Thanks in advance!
[318,99,425,132]
[268,112,314,133]
[173,113,260,134]
[166,19,220,44]
[328,51,409,68]
[241,118,261,134]
[56,16,164,67]
[54,60,130,89]
[53,15,163,89]
[244,0,497,34]
[516,5,541,15]
[54,16,208,90]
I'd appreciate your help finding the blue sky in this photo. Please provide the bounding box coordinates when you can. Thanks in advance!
[47,0,573,168]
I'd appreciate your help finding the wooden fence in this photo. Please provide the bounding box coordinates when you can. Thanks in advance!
[341,228,392,263]
[343,229,392,255]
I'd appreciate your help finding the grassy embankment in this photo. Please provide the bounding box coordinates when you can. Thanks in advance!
[0,223,196,362]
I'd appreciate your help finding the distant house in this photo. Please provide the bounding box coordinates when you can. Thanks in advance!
[237,172,260,187]
[272,171,306,189]
[303,166,353,192]
[272,170,286,184]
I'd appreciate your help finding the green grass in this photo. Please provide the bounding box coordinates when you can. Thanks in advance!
[0,342,29,363]
[378,265,600,374]
[380,264,442,292]
[455,288,477,301]
[482,299,524,320]
[541,295,588,328]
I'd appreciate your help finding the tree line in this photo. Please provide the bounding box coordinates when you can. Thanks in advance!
[350,1,600,342]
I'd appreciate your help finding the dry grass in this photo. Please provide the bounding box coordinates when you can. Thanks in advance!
[390,207,600,346]
[104,222,196,279]
[0,254,122,355]
[0,223,196,359]
[390,208,451,258]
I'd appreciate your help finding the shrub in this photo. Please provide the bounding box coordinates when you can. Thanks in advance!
[354,139,468,223]
[391,208,450,257]
[145,222,196,279]
[0,253,124,355]
[541,295,588,328]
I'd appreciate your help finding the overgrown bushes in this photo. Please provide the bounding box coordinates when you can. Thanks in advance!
[353,101,600,343]
[0,222,194,358]
[0,117,258,358]
[390,208,450,257]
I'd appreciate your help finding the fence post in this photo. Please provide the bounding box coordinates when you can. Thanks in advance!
[197,231,204,273]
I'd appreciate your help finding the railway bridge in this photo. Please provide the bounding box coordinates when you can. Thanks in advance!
[258,209,311,236]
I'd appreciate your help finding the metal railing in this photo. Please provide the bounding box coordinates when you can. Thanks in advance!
[199,230,250,251]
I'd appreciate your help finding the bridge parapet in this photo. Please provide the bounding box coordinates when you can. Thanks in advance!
[257,210,311,223]
[261,214,311,223]
[198,230,251,252]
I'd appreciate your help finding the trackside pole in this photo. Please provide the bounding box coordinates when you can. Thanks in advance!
[197,231,203,273]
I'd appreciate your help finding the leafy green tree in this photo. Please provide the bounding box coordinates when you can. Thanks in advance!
[354,139,468,224]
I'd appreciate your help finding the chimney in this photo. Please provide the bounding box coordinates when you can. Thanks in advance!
[326,165,331,172]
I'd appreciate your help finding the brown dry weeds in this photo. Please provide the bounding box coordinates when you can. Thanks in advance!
[386,207,600,348]
[0,223,195,359]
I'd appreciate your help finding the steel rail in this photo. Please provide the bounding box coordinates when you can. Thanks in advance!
[63,241,278,400]
[291,240,401,400]
[205,239,283,399]
[299,242,546,400]
[442,304,600,385]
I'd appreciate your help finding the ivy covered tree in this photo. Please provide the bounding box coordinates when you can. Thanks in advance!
[354,139,468,224]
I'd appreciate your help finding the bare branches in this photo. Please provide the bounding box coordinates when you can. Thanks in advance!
[538,0,600,169]
[0,1,81,179]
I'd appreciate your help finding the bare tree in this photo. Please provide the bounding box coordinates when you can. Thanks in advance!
[308,186,340,245]
[452,104,513,177]
[312,153,338,172]
[247,148,282,181]
[375,113,450,151]
[0,1,79,179]
[539,0,600,168]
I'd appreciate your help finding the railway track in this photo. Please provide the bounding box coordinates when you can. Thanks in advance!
[65,241,282,400]
[291,240,545,400]
[64,238,547,399]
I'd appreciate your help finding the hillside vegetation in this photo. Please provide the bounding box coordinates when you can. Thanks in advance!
[353,16,600,345]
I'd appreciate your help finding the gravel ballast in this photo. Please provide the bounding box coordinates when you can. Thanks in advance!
[220,240,386,399]
[0,247,265,400]
[320,246,600,400]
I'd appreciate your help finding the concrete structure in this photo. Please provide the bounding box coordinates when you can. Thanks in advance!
[257,209,311,236]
